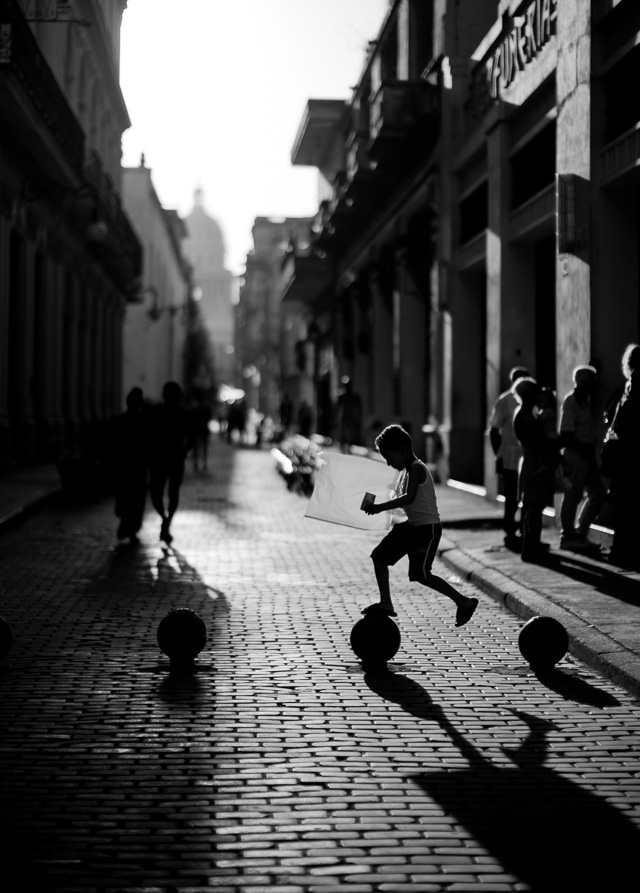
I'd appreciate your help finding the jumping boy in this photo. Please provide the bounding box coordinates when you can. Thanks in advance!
[361,424,479,626]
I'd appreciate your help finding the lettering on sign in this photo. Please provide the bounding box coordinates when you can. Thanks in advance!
[469,0,557,114]
[23,1,76,23]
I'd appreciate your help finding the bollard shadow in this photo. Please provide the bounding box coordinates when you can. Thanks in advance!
[533,666,621,707]
[365,671,640,891]
[542,551,640,606]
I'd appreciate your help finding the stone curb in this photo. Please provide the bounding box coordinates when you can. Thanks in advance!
[0,489,61,531]
[438,536,640,700]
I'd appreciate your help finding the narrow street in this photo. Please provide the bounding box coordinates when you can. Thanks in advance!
[1,441,640,892]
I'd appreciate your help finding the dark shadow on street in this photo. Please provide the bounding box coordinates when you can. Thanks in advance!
[0,538,228,889]
[540,551,640,606]
[365,670,639,892]
[533,666,621,707]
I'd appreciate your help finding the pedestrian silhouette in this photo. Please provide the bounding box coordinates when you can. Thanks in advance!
[148,381,195,544]
[297,400,313,438]
[226,398,247,444]
[488,366,529,551]
[558,365,606,552]
[605,343,640,571]
[337,377,362,452]
[279,392,293,433]
[512,378,553,562]
[109,386,148,544]
[191,394,212,473]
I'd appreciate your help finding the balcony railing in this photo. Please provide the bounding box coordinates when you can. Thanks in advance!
[84,150,142,294]
[0,0,84,172]
[346,133,375,188]
[369,79,438,158]
[280,249,333,305]
[601,122,640,187]
[508,183,555,241]
[455,230,487,272]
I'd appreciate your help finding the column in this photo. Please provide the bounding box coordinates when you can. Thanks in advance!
[369,265,393,427]
[62,274,80,451]
[0,218,10,462]
[13,238,37,459]
[395,241,428,444]
[33,252,59,459]
[555,2,591,401]
[485,112,536,486]
[78,277,93,427]
[50,261,66,450]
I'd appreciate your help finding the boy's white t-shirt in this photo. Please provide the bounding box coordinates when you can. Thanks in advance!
[396,460,441,526]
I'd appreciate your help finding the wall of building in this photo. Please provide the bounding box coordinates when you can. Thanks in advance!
[121,163,189,404]
[0,0,140,468]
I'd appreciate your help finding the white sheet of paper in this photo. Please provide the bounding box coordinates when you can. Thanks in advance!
[304,452,398,530]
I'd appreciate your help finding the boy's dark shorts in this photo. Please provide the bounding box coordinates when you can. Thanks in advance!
[371,522,442,584]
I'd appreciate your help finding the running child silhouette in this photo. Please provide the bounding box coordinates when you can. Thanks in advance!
[361,424,479,625]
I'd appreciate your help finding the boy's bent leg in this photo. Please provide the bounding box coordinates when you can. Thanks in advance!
[422,572,478,626]
[410,523,478,625]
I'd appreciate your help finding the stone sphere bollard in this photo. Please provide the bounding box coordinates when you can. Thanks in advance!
[157,608,207,671]
[518,616,568,670]
[350,611,401,672]
[0,616,12,660]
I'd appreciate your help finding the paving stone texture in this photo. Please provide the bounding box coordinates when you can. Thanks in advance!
[1,442,640,892]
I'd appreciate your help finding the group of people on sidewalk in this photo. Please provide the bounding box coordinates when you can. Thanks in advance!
[108,382,203,545]
[489,344,640,569]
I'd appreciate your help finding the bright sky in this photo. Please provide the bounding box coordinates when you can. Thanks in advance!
[120,0,389,276]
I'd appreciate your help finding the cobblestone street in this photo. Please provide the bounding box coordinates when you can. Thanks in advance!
[1,442,640,892]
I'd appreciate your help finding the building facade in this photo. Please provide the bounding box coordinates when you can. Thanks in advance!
[237,216,312,422]
[121,159,190,403]
[183,189,235,392]
[285,0,640,493]
[0,0,141,468]
[285,3,442,452]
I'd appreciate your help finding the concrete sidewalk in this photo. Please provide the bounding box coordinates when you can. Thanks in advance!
[1,451,639,701]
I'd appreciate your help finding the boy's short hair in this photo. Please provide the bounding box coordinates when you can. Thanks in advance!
[375,424,412,453]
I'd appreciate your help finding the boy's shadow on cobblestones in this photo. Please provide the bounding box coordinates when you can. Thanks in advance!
[366,671,639,891]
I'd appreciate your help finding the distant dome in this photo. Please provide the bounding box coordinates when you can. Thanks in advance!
[184,188,226,270]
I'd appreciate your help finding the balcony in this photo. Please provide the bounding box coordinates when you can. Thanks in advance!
[369,79,438,161]
[0,0,85,178]
[280,247,333,307]
[601,122,640,187]
[345,132,376,195]
[508,183,556,242]
[84,150,142,297]
[455,230,487,273]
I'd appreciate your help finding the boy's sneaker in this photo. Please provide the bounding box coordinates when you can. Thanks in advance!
[456,597,478,627]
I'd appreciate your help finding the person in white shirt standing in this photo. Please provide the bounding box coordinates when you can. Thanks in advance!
[489,367,530,551]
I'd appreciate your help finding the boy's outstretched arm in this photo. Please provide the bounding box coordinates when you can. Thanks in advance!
[362,464,422,515]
